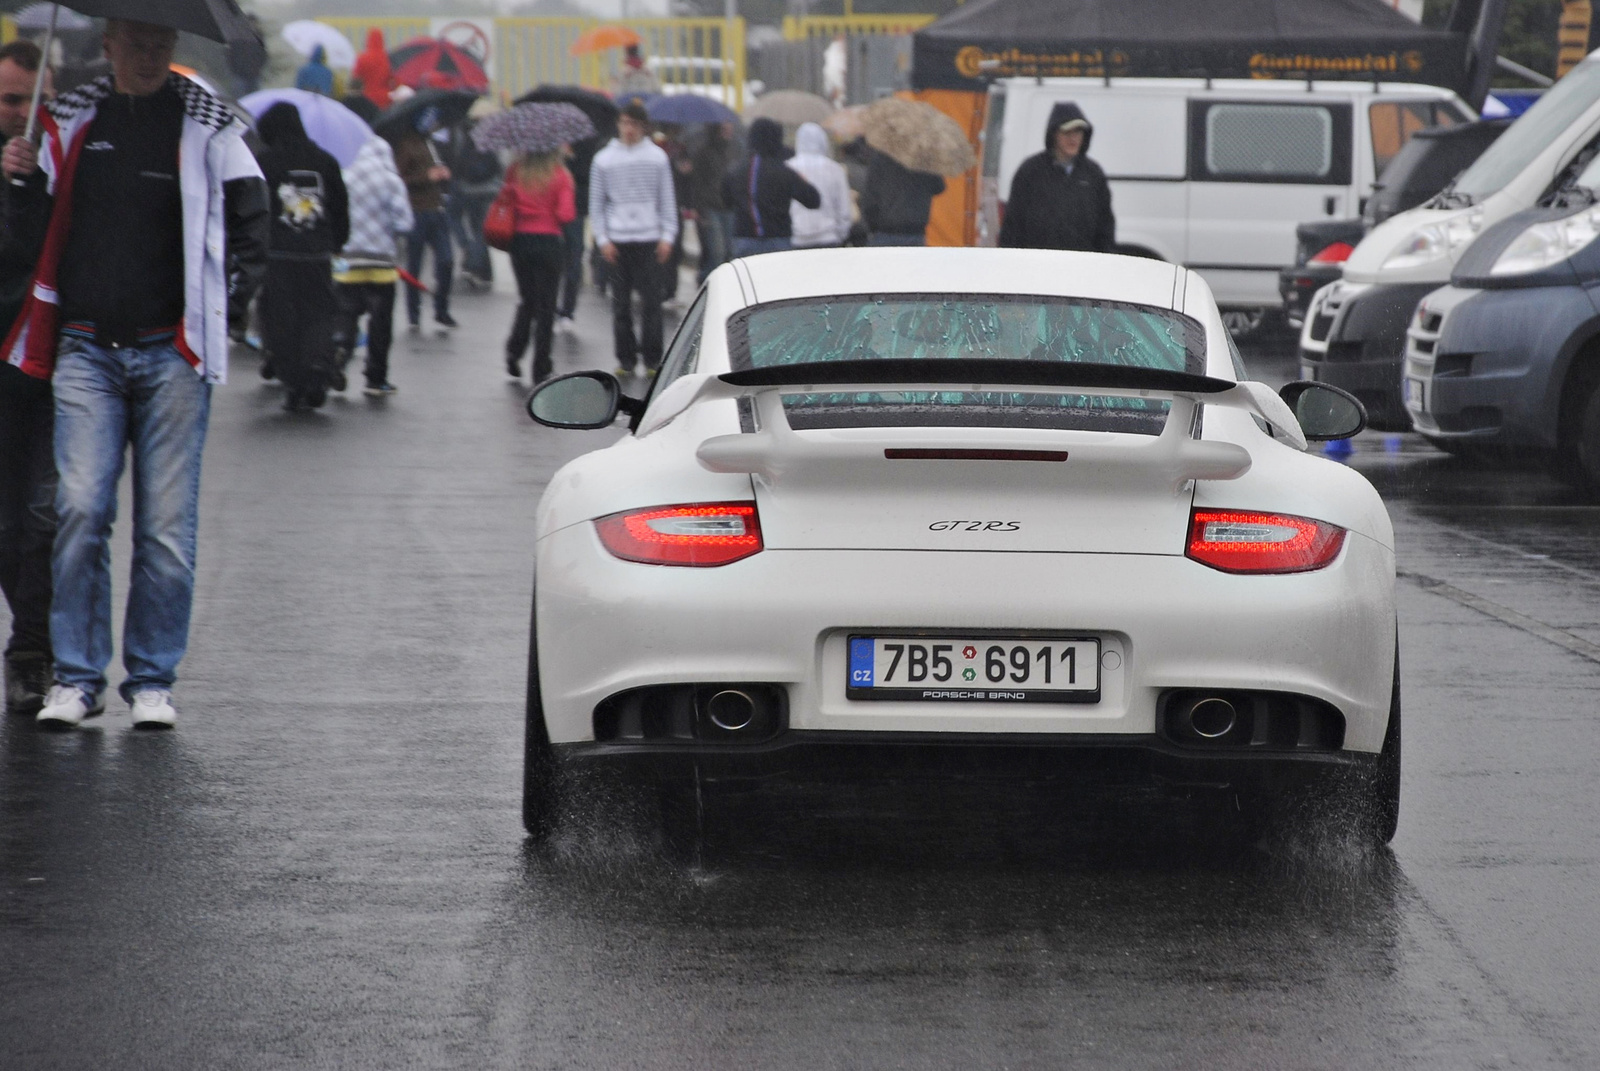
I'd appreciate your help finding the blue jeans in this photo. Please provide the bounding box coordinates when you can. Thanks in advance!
[406,209,454,323]
[696,211,730,284]
[731,235,792,258]
[556,215,585,319]
[51,338,211,702]
[449,190,495,281]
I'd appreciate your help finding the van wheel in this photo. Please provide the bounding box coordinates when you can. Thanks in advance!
[1570,380,1600,493]
[1220,308,1267,339]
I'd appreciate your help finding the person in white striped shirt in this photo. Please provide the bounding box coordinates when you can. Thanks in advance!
[588,100,677,376]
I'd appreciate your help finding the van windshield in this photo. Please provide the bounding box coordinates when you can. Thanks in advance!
[1450,60,1600,202]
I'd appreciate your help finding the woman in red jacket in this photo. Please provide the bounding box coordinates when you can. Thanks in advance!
[501,148,576,382]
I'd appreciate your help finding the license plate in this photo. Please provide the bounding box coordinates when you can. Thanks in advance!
[1404,376,1426,410]
[848,635,1101,703]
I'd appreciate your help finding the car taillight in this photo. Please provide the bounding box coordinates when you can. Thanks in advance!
[1308,241,1354,265]
[1186,510,1346,574]
[595,502,763,566]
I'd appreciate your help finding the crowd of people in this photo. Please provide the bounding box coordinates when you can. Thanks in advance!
[0,16,1123,731]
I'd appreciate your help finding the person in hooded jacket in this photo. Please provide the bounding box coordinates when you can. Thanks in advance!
[350,29,393,111]
[256,102,350,411]
[998,102,1115,253]
[722,117,820,258]
[335,136,412,397]
[860,147,945,246]
[787,122,852,249]
[294,45,335,98]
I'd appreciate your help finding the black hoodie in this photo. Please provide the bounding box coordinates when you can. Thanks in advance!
[997,101,1115,253]
[721,118,820,240]
[256,102,350,260]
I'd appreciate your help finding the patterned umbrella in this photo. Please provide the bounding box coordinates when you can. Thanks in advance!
[390,37,490,93]
[471,102,594,155]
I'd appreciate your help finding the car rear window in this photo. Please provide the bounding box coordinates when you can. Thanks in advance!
[727,293,1205,434]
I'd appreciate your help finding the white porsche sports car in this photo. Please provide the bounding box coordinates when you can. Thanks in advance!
[523,249,1399,843]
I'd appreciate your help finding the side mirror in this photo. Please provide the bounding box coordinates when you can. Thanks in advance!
[1279,381,1367,442]
[526,371,643,430]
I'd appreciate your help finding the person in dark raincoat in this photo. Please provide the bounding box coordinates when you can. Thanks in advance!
[998,101,1115,252]
[721,117,819,259]
[256,102,349,411]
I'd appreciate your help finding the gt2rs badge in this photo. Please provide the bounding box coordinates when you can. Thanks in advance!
[929,520,1021,532]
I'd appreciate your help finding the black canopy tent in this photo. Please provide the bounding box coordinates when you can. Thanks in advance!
[912,0,1503,108]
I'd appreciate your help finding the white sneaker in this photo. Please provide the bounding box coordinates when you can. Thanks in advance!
[130,689,177,730]
[556,316,575,335]
[36,684,103,729]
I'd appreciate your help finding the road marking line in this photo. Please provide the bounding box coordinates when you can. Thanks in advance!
[1401,570,1600,665]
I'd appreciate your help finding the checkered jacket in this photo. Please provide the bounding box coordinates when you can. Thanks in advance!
[3,74,266,383]
[341,137,413,268]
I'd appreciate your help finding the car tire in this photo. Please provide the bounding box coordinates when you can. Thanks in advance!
[522,595,561,842]
[1354,645,1402,845]
[1571,380,1600,493]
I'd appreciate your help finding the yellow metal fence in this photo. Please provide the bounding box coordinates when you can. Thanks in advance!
[781,14,934,41]
[317,16,748,110]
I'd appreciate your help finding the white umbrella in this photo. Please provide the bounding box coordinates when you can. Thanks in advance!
[281,20,356,69]
[13,2,92,30]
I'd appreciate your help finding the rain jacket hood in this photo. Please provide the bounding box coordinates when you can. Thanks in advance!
[748,117,785,157]
[257,101,309,148]
[795,121,830,158]
[1044,101,1093,154]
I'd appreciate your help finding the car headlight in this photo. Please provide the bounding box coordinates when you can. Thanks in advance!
[1381,212,1483,271]
[1490,208,1600,276]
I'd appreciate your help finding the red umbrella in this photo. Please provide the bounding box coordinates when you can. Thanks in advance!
[389,38,490,93]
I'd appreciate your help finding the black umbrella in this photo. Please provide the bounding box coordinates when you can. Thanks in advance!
[515,84,618,141]
[34,0,257,43]
[17,0,260,144]
[373,88,480,141]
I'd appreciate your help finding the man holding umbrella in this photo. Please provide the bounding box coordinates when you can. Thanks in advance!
[3,17,269,729]
[0,39,55,716]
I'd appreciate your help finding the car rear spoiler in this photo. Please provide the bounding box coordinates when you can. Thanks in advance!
[636,359,1307,485]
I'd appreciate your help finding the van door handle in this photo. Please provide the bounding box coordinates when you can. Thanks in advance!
[1324,196,1338,215]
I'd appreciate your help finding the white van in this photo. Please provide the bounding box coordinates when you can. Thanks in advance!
[1300,51,1600,430]
[979,77,1472,331]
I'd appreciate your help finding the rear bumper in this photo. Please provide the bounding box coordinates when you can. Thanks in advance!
[535,529,1398,754]
[554,730,1374,791]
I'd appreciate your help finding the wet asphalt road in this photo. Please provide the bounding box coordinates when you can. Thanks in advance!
[3,269,1600,1070]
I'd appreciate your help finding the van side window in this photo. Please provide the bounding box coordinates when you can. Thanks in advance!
[1189,101,1352,185]
[1370,101,1460,173]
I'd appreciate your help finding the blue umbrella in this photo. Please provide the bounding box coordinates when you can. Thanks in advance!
[643,93,739,126]
[240,88,374,167]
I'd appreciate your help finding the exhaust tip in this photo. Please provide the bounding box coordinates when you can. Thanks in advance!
[705,689,757,732]
[1187,697,1237,739]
